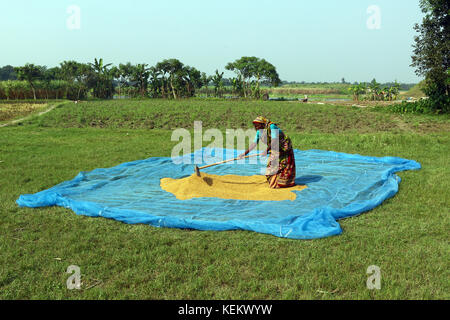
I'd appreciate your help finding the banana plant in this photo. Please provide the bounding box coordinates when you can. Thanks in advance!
[389,81,400,101]
[348,82,366,101]
[129,64,151,97]
[200,72,211,97]
[211,69,224,98]
[89,58,112,75]
[88,58,114,99]
[149,66,162,98]
[231,75,244,97]
[181,66,202,97]
[369,79,381,101]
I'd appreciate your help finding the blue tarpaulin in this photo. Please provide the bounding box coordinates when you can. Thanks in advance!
[16,148,421,239]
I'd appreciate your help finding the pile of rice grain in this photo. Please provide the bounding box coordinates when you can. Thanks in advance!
[160,173,307,201]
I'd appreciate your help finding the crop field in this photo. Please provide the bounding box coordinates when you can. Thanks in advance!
[267,84,350,96]
[0,102,49,124]
[0,99,449,299]
[18,99,450,133]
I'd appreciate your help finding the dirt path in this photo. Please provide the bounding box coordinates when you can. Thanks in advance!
[0,103,62,128]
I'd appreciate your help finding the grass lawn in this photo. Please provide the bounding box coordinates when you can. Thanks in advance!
[0,99,448,299]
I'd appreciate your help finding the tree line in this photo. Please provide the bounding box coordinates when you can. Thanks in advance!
[0,57,280,101]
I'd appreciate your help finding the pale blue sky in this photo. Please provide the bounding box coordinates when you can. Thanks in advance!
[0,0,424,83]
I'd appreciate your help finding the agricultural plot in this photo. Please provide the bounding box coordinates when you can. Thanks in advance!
[0,102,49,124]
[1,99,449,299]
[20,99,450,133]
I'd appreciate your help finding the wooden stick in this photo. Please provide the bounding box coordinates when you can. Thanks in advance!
[198,153,261,170]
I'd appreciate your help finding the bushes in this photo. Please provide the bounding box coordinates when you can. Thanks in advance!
[387,98,449,114]
[349,80,400,102]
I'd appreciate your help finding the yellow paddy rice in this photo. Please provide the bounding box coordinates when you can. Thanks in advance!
[160,173,307,201]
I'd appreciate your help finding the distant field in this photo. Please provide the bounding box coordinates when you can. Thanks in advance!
[1,99,448,299]
[269,83,350,95]
[197,84,351,99]
[399,82,426,99]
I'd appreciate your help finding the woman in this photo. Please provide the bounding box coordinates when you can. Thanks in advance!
[239,116,296,189]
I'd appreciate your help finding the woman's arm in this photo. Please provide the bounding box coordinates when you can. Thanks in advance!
[238,142,257,159]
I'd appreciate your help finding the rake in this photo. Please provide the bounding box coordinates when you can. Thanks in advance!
[195,153,262,177]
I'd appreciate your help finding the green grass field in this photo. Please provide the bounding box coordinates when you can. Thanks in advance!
[0,99,449,299]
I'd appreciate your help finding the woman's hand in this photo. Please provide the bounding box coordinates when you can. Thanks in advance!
[238,153,246,160]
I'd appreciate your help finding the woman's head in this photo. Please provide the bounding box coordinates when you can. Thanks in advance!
[252,116,269,130]
[253,122,265,130]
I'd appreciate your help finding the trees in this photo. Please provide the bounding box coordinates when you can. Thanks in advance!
[148,66,162,98]
[368,79,381,101]
[155,59,184,99]
[349,81,400,101]
[231,75,244,97]
[182,66,203,97]
[225,57,255,97]
[153,59,204,99]
[200,72,211,97]
[0,65,17,81]
[115,63,136,98]
[89,58,112,75]
[88,58,114,99]
[226,56,280,98]
[40,66,61,100]
[2,57,282,101]
[388,81,401,101]
[129,64,151,97]
[411,0,449,111]
[348,83,366,101]
[109,66,122,98]
[60,60,91,100]
[253,58,280,98]
[60,60,81,82]
[211,70,224,98]
[14,64,44,100]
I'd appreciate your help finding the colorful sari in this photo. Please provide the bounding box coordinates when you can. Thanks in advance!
[253,117,296,189]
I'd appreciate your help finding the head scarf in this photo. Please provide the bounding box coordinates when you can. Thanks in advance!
[252,116,270,127]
